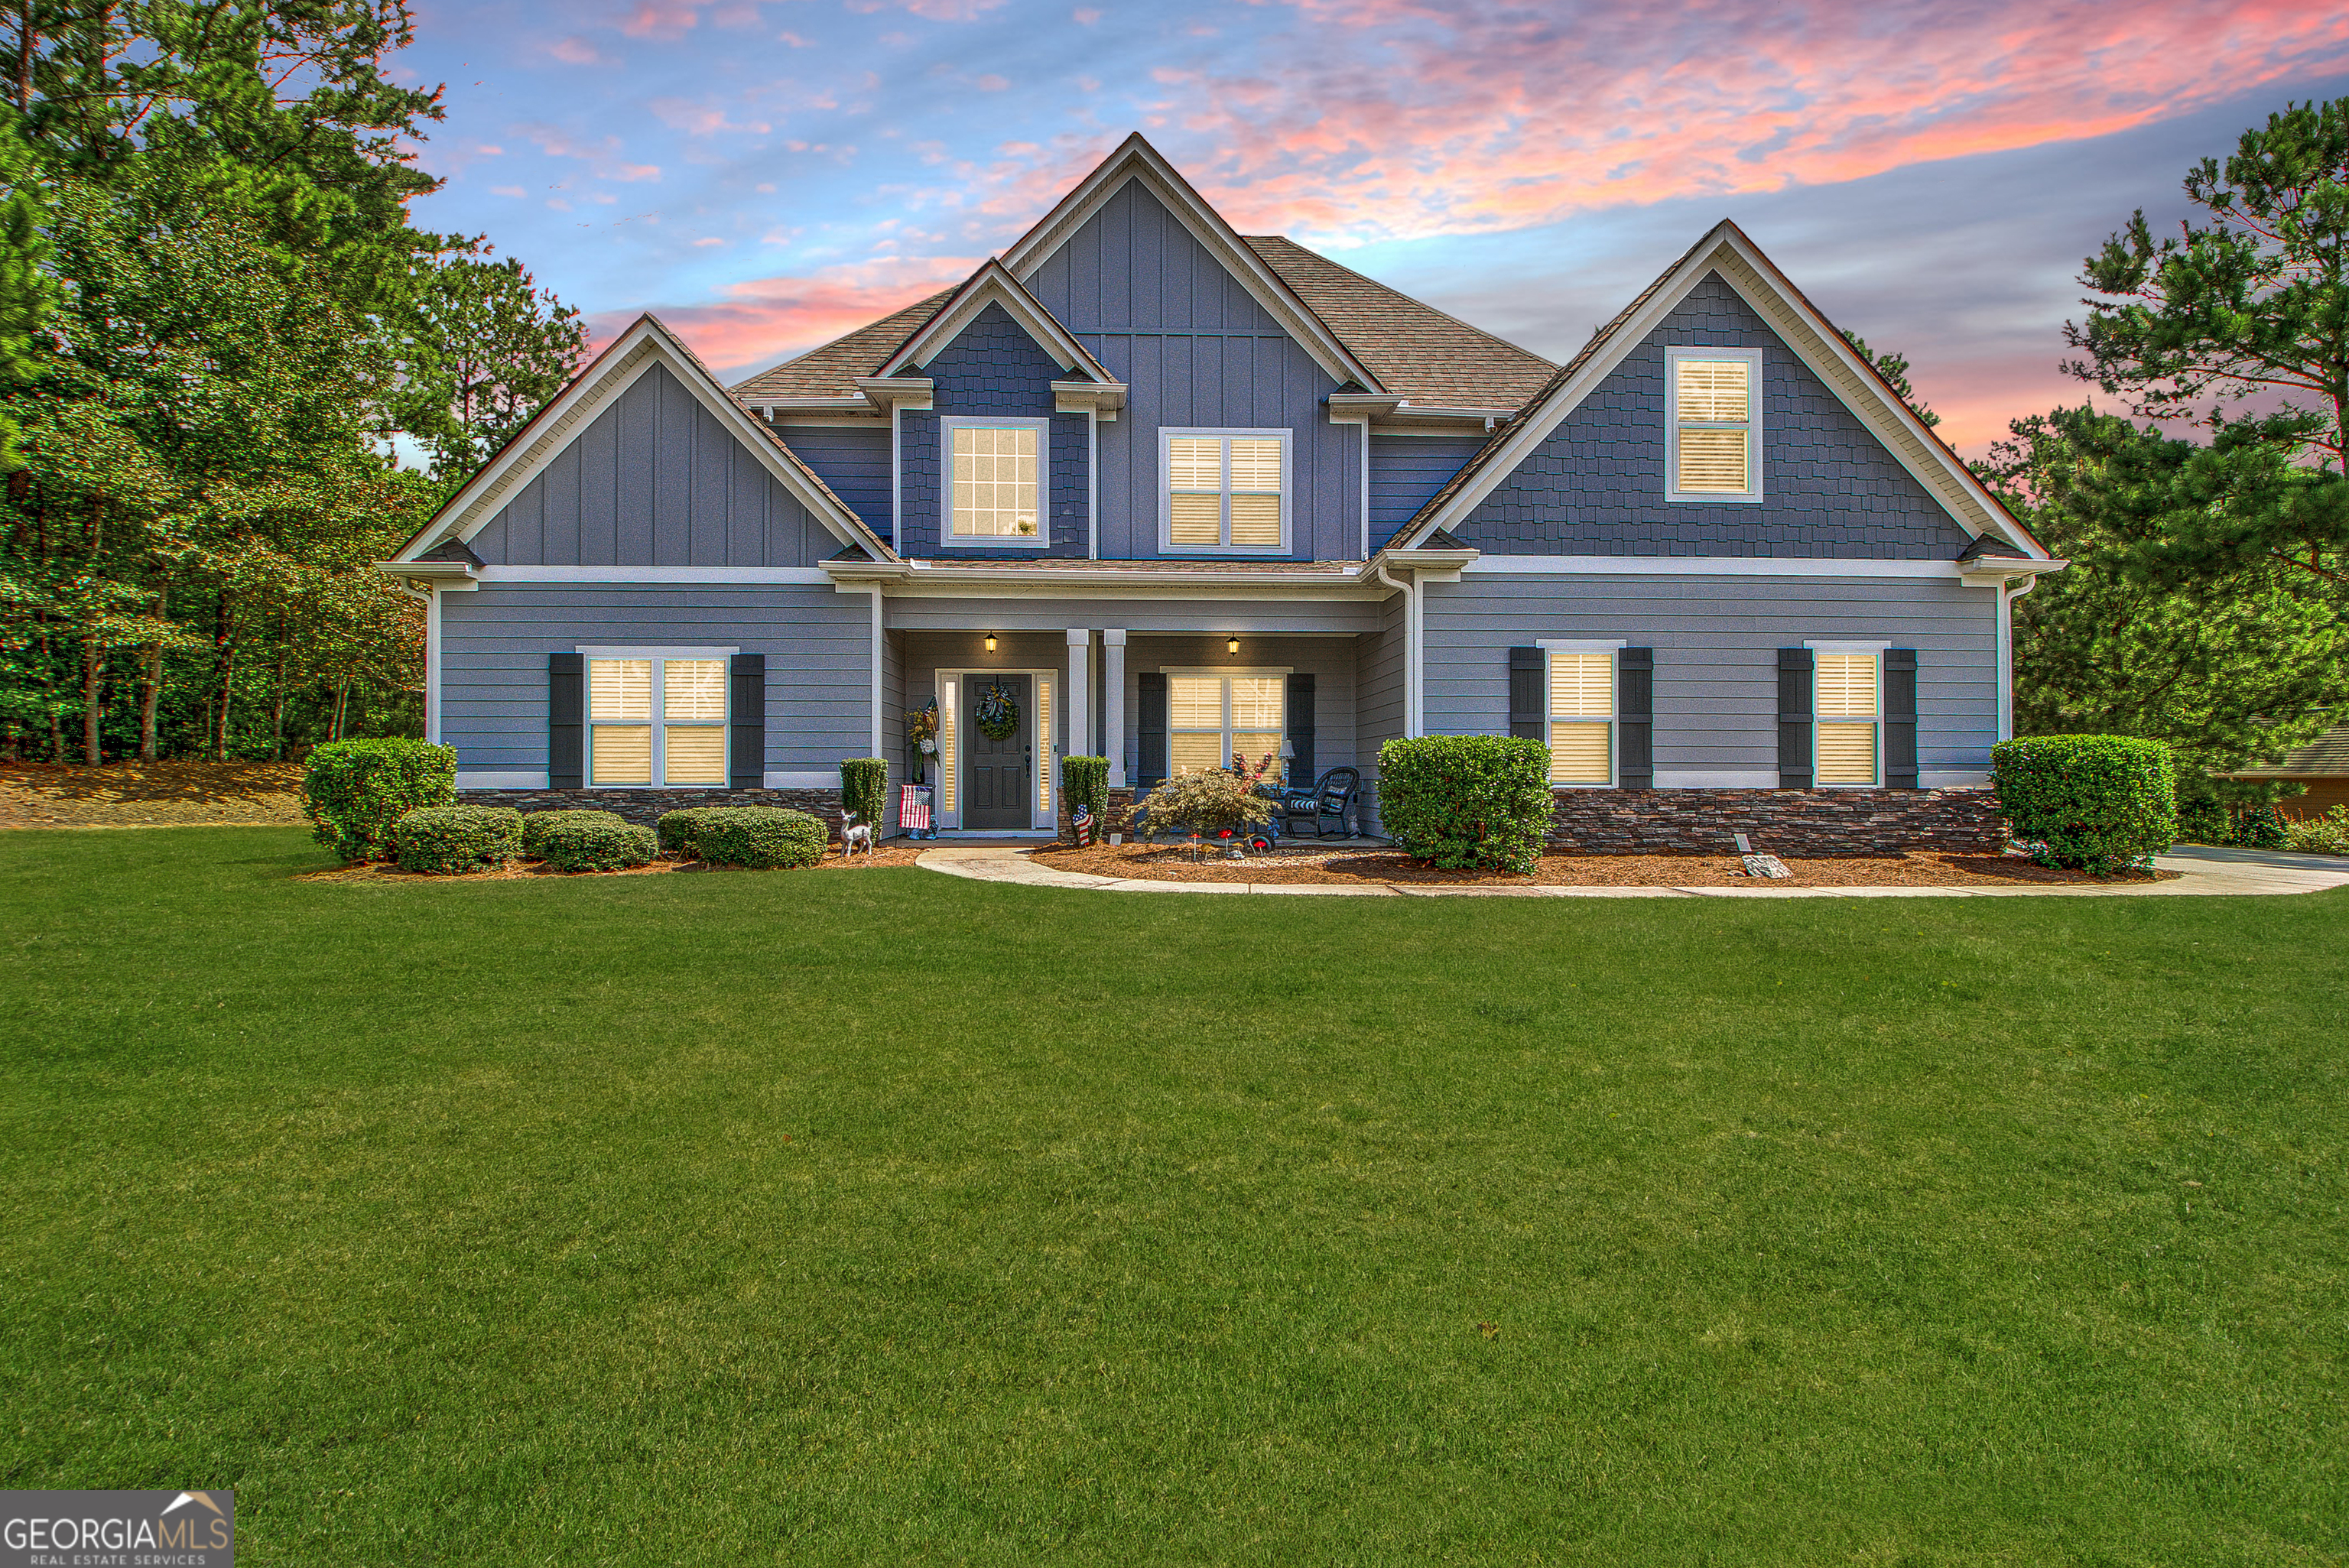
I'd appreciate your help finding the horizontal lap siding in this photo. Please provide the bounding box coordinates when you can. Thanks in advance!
[1354,594,1406,829]
[775,424,891,543]
[440,585,870,773]
[1369,435,1484,531]
[1421,574,1997,773]
[467,363,833,568]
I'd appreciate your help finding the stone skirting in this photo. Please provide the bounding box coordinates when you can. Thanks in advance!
[1545,787,2004,856]
[459,786,849,836]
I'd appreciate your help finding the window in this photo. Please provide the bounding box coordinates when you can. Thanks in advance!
[1667,348,1761,502]
[1546,651,1616,785]
[1168,673,1285,779]
[1815,652,1880,786]
[1162,430,1288,552]
[589,656,727,787]
[947,420,1044,541]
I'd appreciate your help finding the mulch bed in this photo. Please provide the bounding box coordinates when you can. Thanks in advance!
[299,843,927,883]
[0,761,308,828]
[1030,842,2177,888]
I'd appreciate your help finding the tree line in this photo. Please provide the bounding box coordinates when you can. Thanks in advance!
[0,0,585,765]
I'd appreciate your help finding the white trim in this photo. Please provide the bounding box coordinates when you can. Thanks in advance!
[763,770,839,789]
[1665,346,1763,505]
[574,644,742,657]
[457,769,550,789]
[1542,646,1620,789]
[424,585,442,745]
[937,666,1061,831]
[876,260,1115,382]
[866,586,885,757]
[1654,768,1779,788]
[1803,639,1891,654]
[1465,555,1971,578]
[1103,629,1127,786]
[479,566,832,585]
[942,415,1053,548]
[1811,648,1883,790]
[1159,667,1292,776]
[1537,638,1629,654]
[1158,427,1292,555]
[1156,664,1295,675]
[891,402,904,545]
[583,652,733,790]
[1067,628,1091,760]
[1087,407,1100,560]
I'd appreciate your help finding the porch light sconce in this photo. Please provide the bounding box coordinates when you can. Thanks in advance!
[1226,636,1240,656]
[984,633,997,653]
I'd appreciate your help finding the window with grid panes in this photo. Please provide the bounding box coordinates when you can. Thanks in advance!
[1166,674,1285,779]
[1815,652,1880,785]
[948,424,1041,540]
[1546,651,1616,784]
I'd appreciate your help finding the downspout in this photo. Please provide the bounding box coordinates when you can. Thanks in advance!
[1374,559,1419,738]
[1997,573,2037,742]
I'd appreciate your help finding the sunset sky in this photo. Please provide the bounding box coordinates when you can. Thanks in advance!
[396,0,2349,453]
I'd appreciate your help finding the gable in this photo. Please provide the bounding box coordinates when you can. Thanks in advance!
[1025,177,1288,336]
[919,300,1065,413]
[1449,274,1974,560]
[466,362,842,569]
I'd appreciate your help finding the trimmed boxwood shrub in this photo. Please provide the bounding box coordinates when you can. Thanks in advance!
[533,813,657,872]
[304,739,456,862]
[1377,735,1552,875]
[1991,734,2177,874]
[692,806,827,869]
[657,807,733,858]
[1062,755,1108,830]
[840,757,889,828]
[394,805,521,875]
[521,809,622,859]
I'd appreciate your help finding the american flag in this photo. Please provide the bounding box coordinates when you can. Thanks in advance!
[899,784,932,833]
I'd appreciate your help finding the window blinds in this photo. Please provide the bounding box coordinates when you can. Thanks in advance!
[1548,651,1614,784]
[1673,357,1753,495]
[1815,653,1880,785]
[950,426,1039,538]
[1166,433,1284,549]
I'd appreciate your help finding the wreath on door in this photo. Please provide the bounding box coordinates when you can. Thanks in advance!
[974,680,1022,741]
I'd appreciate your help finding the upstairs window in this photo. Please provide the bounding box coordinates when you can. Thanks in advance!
[1547,650,1616,786]
[1162,430,1288,553]
[589,656,728,787]
[1666,348,1762,502]
[1815,651,1880,786]
[947,419,1044,542]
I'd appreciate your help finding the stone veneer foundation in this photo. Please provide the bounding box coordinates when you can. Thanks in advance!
[459,787,848,836]
[1545,787,2003,857]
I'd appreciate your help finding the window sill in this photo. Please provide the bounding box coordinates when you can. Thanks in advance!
[1662,490,1766,505]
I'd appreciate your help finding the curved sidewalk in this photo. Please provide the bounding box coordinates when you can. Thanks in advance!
[915,843,2349,899]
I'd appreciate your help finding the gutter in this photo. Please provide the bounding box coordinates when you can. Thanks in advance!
[1373,557,1420,739]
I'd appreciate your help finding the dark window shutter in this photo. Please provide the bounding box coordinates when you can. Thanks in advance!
[1884,648,1919,788]
[548,653,583,787]
[1618,647,1653,789]
[1508,647,1545,741]
[1777,648,1815,789]
[1285,673,1315,787]
[1137,670,1168,787]
[729,654,765,789]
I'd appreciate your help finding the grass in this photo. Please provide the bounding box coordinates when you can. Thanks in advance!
[2,827,2344,1565]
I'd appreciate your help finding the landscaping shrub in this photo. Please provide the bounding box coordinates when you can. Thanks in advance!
[533,813,657,872]
[2231,803,2289,849]
[1377,735,1551,875]
[1990,735,2176,874]
[521,810,622,859]
[691,806,827,869]
[394,805,521,875]
[657,807,733,858]
[840,758,889,828]
[1062,755,1108,834]
[2175,794,2229,845]
[1136,758,1275,842]
[2283,805,2349,856]
[304,739,456,862]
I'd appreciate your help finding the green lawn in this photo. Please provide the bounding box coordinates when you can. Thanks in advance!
[2,829,2343,1564]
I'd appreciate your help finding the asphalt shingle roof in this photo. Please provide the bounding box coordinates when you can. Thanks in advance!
[2227,722,2349,778]
[730,290,956,401]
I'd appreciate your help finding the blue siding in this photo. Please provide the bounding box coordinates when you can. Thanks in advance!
[467,363,837,567]
[1021,177,1361,562]
[1454,274,1974,559]
[898,302,1089,559]
[1370,434,1485,531]
[776,424,891,544]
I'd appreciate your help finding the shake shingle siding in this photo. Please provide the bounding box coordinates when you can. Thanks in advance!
[774,424,892,543]
[1422,573,1998,780]
[466,364,835,568]
[1454,276,1974,560]
[439,585,870,776]
[898,302,1089,559]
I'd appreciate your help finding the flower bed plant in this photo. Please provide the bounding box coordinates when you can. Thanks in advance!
[1138,756,1275,841]
[304,739,456,862]
[393,804,521,875]
[2284,805,2349,855]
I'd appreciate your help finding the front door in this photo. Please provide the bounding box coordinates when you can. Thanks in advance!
[963,674,1032,830]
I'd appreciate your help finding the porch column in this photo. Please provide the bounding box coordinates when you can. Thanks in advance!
[1066,628,1091,761]
[1103,630,1126,785]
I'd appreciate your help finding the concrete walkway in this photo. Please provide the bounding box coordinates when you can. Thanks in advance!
[915,842,2349,899]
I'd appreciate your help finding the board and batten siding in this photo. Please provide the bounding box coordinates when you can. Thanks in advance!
[1453,275,1976,560]
[438,584,871,781]
[773,423,892,544]
[466,362,843,569]
[1019,177,1360,563]
[1369,434,1485,532]
[1420,573,1999,782]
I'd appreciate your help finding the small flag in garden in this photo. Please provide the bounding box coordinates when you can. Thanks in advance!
[900,784,931,833]
[1072,803,1093,846]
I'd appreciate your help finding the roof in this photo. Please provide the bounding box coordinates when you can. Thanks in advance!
[731,289,955,402]
[1243,237,1555,408]
[2224,722,2349,779]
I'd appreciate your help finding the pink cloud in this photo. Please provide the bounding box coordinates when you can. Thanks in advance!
[593,257,980,375]
[648,97,775,136]
[515,123,664,183]
[621,2,703,37]
[545,36,605,65]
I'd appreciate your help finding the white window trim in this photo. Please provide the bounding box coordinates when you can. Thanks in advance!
[1812,648,1883,790]
[1158,427,1292,556]
[941,415,1051,549]
[1665,346,1763,505]
[1544,647,1619,790]
[586,651,731,790]
[931,666,1061,832]
[1160,667,1290,778]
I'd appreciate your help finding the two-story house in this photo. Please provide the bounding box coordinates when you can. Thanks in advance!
[384,134,2061,850]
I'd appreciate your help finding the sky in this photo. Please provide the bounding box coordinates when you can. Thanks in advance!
[395,0,2349,454]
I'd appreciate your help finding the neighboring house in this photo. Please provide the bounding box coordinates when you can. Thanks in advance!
[2221,722,2349,818]
[382,134,2063,851]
